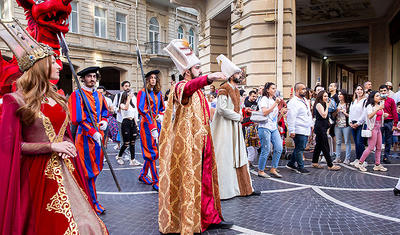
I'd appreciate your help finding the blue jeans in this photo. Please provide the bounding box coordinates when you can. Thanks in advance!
[351,125,365,160]
[288,134,308,169]
[258,127,283,170]
[334,126,351,160]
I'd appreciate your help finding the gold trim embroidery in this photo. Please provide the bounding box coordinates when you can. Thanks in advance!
[39,112,79,235]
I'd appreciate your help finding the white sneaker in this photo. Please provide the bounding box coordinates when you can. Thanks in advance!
[350,159,359,166]
[358,165,367,172]
[362,161,368,167]
[333,158,342,163]
[116,157,124,165]
[113,145,119,150]
[355,161,367,172]
[321,157,326,163]
[129,159,142,166]
[343,159,350,165]
[123,154,130,161]
[373,164,387,172]
[382,144,385,150]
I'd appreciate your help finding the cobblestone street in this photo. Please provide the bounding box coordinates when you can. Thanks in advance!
[96,142,400,235]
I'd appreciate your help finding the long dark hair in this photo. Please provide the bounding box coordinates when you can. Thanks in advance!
[146,74,161,94]
[338,89,348,104]
[262,82,275,98]
[120,90,130,105]
[365,91,379,107]
[305,88,312,100]
[313,90,327,111]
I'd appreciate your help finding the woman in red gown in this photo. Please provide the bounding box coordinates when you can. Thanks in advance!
[0,22,108,235]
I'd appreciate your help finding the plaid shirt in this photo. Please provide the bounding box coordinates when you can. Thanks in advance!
[245,124,260,148]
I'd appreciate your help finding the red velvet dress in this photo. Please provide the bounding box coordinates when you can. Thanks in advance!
[0,93,108,235]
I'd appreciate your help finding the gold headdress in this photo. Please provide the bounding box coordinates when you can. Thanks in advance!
[0,18,54,72]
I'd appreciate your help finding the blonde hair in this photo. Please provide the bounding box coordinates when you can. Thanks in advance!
[16,56,67,125]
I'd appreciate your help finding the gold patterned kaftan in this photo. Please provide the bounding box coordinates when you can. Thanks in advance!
[158,79,223,234]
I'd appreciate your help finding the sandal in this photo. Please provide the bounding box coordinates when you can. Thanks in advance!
[328,165,341,171]
[311,163,324,169]
[258,171,271,178]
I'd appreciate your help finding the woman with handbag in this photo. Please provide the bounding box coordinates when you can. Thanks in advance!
[256,82,283,178]
[311,91,341,170]
[355,91,387,172]
[349,85,367,166]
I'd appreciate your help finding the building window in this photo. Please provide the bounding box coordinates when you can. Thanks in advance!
[177,26,184,39]
[67,1,78,33]
[188,28,195,49]
[116,12,127,42]
[149,17,159,53]
[95,7,107,38]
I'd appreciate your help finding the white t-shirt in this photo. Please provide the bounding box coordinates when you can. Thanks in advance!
[258,96,278,130]
[120,102,136,120]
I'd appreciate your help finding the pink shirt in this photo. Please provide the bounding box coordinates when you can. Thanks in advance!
[376,110,383,122]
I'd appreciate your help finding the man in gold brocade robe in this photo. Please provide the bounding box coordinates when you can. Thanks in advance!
[158,39,234,234]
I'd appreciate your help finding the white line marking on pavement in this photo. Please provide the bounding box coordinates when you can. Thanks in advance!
[250,170,393,191]
[231,225,273,235]
[312,187,400,223]
[261,186,309,194]
[340,163,399,180]
[97,191,157,195]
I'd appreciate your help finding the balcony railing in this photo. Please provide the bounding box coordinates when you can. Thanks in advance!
[144,41,169,56]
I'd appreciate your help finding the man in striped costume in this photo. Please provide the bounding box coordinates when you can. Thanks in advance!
[68,66,109,214]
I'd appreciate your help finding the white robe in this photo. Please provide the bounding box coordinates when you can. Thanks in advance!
[211,85,253,200]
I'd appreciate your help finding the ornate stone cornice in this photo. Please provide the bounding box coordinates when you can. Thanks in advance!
[171,0,206,37]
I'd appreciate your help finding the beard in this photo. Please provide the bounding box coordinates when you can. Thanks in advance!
[299,93,306,97]
[191,71,202,79]
[233,77,242,84]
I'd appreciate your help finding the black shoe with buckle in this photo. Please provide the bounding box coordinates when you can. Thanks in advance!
[394,188,400,196]
[208,221,234,230]
[250,190,261,196]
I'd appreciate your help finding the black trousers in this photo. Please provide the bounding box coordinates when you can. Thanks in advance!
[381,120,394,159]
[118,118,138,160]
[312,125,333,167]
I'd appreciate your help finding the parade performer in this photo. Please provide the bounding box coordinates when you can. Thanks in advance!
[0,0,72,116]
[68,66,109,214]
[159,39,233,234]
[0,20,108,234]
[137,70,164,191]
[211,54,260,200]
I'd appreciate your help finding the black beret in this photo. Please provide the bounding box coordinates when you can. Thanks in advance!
[145,70,160,78]
[77,66,100,77]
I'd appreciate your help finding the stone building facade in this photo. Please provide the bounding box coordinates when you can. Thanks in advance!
[0,0,199,95]
[171,0,400,98]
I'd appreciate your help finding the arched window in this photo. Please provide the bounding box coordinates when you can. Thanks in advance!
[188,28,195,49]
[177,26,184,39]
[149,17,160,53]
